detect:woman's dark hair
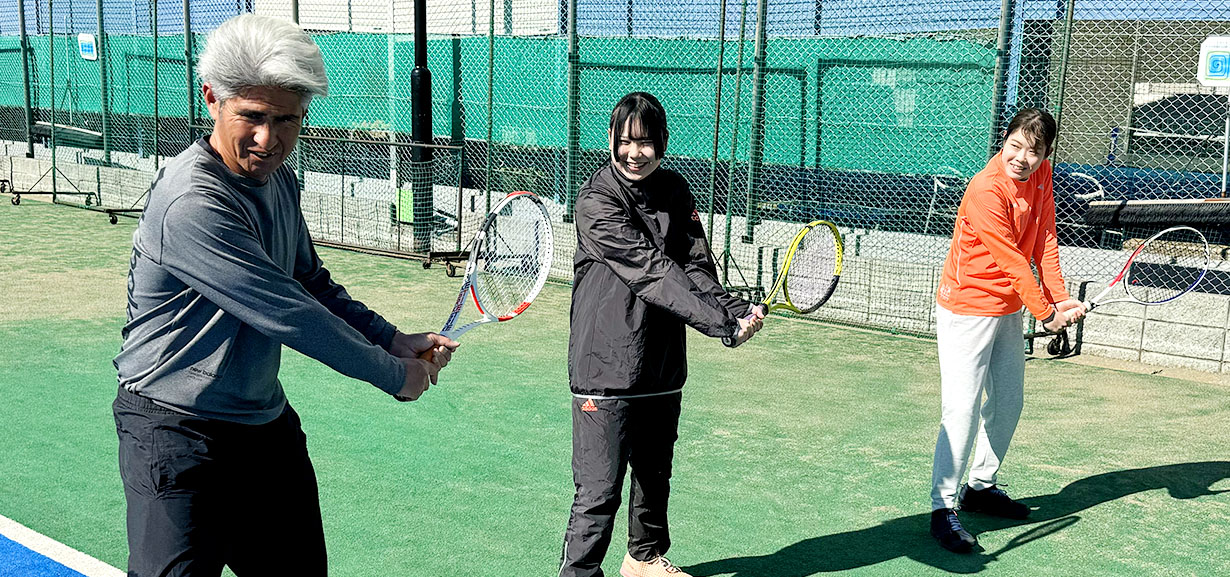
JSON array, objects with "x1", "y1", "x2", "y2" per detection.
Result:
[
  {"x1": 1004, "y1": 107, "x2": 1057, "y2": 156},
  {"x1": 609, "y1": 92, "x2": 669, "y2": 158}
]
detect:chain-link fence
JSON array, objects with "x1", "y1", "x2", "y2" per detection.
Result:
[{"x1": 3, "y1": 0, "x2": 1229, "y2": 339}]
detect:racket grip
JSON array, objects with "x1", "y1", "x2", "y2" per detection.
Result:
[{"x1": 419, "y1": 349, "x2": 436, "y2": 362}]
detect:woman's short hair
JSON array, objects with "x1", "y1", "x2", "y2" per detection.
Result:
[
  {"x1": 609, "y1": 92, "x2": 669, "y2": 158},
  {"x1": 196, "y1": 14, "x2": 329, "y2": 108},
  {"x1": 1004, "y1": 107, "x2": 1057, "y2": 156}
]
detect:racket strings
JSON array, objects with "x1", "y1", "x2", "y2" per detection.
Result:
[
  {"x1": 472, "y1": 198, "x2": 553, "y2": 317},
  {"x1": 783, "y1": 227, "x2": 838, "y2": 313},
  {"x1": 1125, "y1": 228, "x2": 1210, "y2": 304}
]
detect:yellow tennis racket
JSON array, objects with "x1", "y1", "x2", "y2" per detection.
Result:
[{"x1": 723, "y1": 220, "x2": 843, "y2": 347}]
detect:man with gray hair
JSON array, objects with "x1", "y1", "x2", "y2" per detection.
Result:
[{"x1": 112, "y1": 14, "x2": 456, "y2": 575}]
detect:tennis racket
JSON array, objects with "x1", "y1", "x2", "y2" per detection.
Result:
[
  {"x1": 722, "y1": 220, "x2": 843, "y2": 347},
  {"x1": 418, "y1": 190, "x2": 554, "y2": 360},
  {"x1": 1024, "y1": 225, "x2": 1210, "y2": 339}
]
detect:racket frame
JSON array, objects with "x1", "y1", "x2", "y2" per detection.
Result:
[
  {"x1": 437, "y1": 190, "x2": 553, "y2": 340},
  {"x1": 722, "y1": 220, "x2": 843, "y2": 347},
  {"x1": 779, "y1": 220, "x2": 844, "y2": 315},
  {"x1": 1024, "y1": 225, "x2": 1210, "y2": 341},
  {"x1": 1084, "y1": 225, "x2": 1209, "y2": 310}
]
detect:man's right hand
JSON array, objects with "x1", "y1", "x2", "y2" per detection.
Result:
[{"x1": 393, "y1": 357, "x2": 440, "y2": 402}]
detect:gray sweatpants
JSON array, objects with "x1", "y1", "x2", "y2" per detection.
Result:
[{"x1": 930, "y1": 307, "x2": 1026, "y2": 511}]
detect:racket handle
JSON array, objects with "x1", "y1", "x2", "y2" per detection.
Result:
[{"x1": 419, "y1": 349, "x2": 436, "y2": 362}]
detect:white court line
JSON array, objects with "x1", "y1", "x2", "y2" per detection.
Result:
[{"x1": 0, "y1": 514, "x2": 124, "y2": 577}]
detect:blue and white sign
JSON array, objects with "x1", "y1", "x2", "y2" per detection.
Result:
[
  {"x1": 1198, "y1": 36, "x2": 1230, "y2": 87},
  {"x1": 78, "y1": 34, "x2": 97, "y2": 61}
]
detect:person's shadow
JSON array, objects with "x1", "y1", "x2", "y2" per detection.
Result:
[{"x1": 686, "y1": 461, "x2": 1230, "y2": 576}]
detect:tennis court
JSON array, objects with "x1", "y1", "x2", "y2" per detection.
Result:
[{"x1": 1, "y1": 198, "x2": 1226, "y2": 577}]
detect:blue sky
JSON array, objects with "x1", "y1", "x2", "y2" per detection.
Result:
[{"x1": 1, "y1": 0, "x2": 1226, "y2": 37}]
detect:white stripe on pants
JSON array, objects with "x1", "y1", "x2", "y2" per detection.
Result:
[{"x1": 930, "y1": 307, "x2": 1025, "y2": 511}]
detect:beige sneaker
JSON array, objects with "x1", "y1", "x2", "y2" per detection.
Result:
[{"x1": 619, "y1": 553, "x2": 693, "y2": 577}]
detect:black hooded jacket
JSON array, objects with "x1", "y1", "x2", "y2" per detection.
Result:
[{"x1": 568, "y1": 163, "x2": 752, "y2": 396}]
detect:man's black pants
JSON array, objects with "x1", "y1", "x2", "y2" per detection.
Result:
[
  {"x1": 559, "y1": 393, "x2": 682, "y2": 577},
  {"x1": 113, "y1": 387, "x2": 326, "y2": 577}
]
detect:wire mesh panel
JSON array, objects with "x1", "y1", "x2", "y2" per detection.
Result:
[
  {"x1": 1047, "y1": 1, "x2": 1230, "y2": 279},
  {"x1": 3, "y1": 0, "x2": 1230, "y2": 346}
]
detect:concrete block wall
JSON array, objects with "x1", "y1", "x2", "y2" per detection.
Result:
[{"x1": 1069, "y1": 282, "x2": 1230, "y2": 373}]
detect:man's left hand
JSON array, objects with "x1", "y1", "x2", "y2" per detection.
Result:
[{"x1": 390, "y1": 331, "x2": 460, "y2": 365}]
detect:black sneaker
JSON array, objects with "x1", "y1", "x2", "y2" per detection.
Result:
[
  {"x1": 930, "y1": 508, "x2": 977, "y2": 553},
  {"x1": 959, "y1": 484, "x2": 1031, "y2": 519}
]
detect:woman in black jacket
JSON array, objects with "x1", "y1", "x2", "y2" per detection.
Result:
[{"x1": 558, "y1": 92, "x2": 764, "y2": 577}]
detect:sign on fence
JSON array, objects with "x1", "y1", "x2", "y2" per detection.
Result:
[
  {"x1": 77, "y1": 34, "x2": 97, "y2": 61},
  {"x1": 1198, "y1": 36, "x2": 1230, "y2": 87}
]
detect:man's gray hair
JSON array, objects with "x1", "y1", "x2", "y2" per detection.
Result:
[{"x1": 196, "y1": 14, "x2": 329, "y2": 108}]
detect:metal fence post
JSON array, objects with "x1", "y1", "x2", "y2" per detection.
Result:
[
  {"x1": 742, "y1": 0, "x2": 768, "y2": 244},
  {"x1": 988, "y1": 0, "x2": 1017, "y2": 156},
  {"x1": 17, "y1": 0, "x2": 35, "y2": 159},
  {"x1": 565, "y1": 0, "x2": 579, "y2": 223},
  {"x1": 97, "y1": 0, "x2": 110, "y2": 166},
  {"x1": 184, "y1": 0, "x2": 195, "y2": 142}
]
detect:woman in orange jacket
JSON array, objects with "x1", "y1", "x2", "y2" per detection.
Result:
[{"x1": 928, "y1": 108, "x2": 1088, "y2": 553}]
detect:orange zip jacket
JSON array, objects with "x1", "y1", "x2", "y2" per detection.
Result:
[{"x1": 937, "y1": 154, "x2": 1070, "y2": 320}]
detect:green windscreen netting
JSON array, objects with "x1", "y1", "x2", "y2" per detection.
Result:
[{"x1": 2, "y1": 0, "x2": 1229, "y2": 335}]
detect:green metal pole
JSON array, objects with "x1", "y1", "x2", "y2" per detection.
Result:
[
  {"x1": 410, "y1": 0, "x2": 433, "y2": 252},
  {"x1": 184, "y1": 0, "x2": 195, "y2": 142},
  {"x1": 485, "y1": 0, "x2": 494, "y2": 215},
  {"x1": 292, "y1": 0, "x2": 303, "y2": 187},
  {"x1": 97, "y1": 0, "x2": 111, "y2": 166},
  {"x1": 49, "y1": 0, "x2": 57, "y2": 198},
  {"x1": 388, "y1": 26, "x2": 399, "y2": 221},
  {"x1": 988, "y1": 0, "x2": 1017, "y2": 157},
  {"x1": 722, "y1": 0, "x2": 750, "y2": 282},
  {"x1": 153, "y1": 0, "x2": 160, "y2": 169},
  {"x1": 17, "y1": 0, "x2": 35, "y2": 158},
  {"x1": 564, "y1": 0, "x2": 579, "y2": 223},
  {"x1": 1120, "y1": 32, "x2": 1141, "y2": 165},
  {"x1": 707, "y1": 0, "x2": 728, "y2": 250},
  {"x1": 1051, "y1": 0, "x2": 1075, "y2": 153},
  {"x1": 742, "y1": 0, "x2": 767, "y2": 244}
]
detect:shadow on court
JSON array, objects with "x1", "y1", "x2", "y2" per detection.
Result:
[{"x1": 687, "y1": 461, "x2": 1230, "y2": 576}]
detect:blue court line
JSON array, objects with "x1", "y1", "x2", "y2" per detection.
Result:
[{"x1": 0, "y1": 533, "x2": 88, "y2": 577}]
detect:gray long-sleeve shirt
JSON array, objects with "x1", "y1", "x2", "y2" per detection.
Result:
[{"x1": 114, "y1": 138, "x2": 405, "y2": 424}]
